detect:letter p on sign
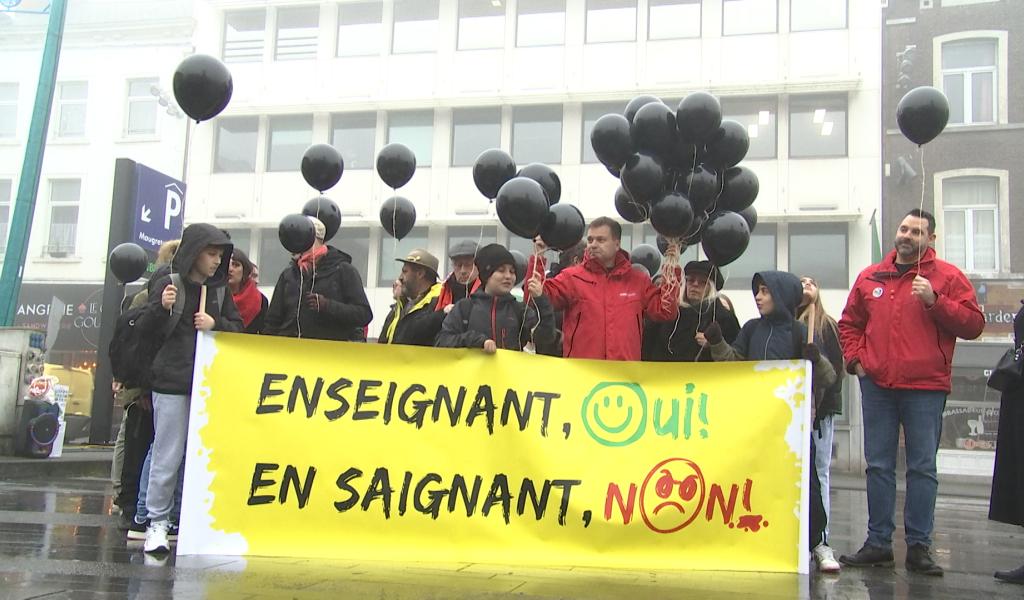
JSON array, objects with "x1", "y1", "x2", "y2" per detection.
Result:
[{"x1": 166, "y1": 188, "x2": 182, "y2": 230}]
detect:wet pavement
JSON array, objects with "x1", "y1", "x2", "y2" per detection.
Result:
[{"x1": 1, "y1": 473, "x2": 1023, "y2": 599}]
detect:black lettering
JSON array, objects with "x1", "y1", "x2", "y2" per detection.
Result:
[
  {"x1": 323, "y1": 378, "x2": 352, "y2": 421},
  {"x1": 466, "y1": 385, "x2": 496, "y2": 434},
  {"x1": 256, "y1": 374, "x2": 287, "y2": 414},
  {"x1": 482, "y1": 474, "x2": 512, "y2": 524},
  {"x1": 550, "y1": 479, "x2": 582, "y2": 526},
  {"x1": 398, "y1": 470, "x2": 413, "y2": 516},
  {"x1": 354, "y1": 379, "x2": 383, "y2": 420},
  {"x1": 432, "y1": 385, "x2": 467, "y2": 426},
  {"x1": 500, "y1": 389, "x2": 531, "y2": 431},
  {"x1": 333, "y1": 467, "x2": 363, "y2": 512},
  {"x1": 361, "y1": 467, "x2": 394, "y2": 518},
  {"x1": 447, "y1": 474, "x2": 483, "y2": 517},
  {"x1": 247, "y1": 462, "x2": 278, "y2": 505},
  {"x1": 383, "y1": 382, "x2": 398, "y2": 425},
  {"x1": 279, "y1": 465, "x2": 316, "y2": 509},
  {"x1": 531, "y1": 391, "x2": 559, "y2": 437},
  {"x1": 287, "y1": 376, "x2": 324, "y2": 418},
  {"x1": 516, "y1": 478, "x2": 552, "y2": 520},
  {"x1": 414, "y1": 473, "x2": 446, "y2": 519},
  {"x1": 399, "y1": 384, "x2": 428, "y2": 428}
]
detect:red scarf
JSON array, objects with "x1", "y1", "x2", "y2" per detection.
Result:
[
  {"x1": 232, "y1": 278, "x2": 263, "y2": 328},
  {"x1": 297, "y1": 245, "x2": 328, "y2": 273}
]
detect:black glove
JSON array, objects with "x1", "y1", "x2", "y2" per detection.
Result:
[
  {"x1": 802, "y1": 343, "x2": 821, "y2": 363},
  {"x1": 306, "y1": 293, "x2": 327, "y2": 312},
  {"x1": 704, "y1": 322, "x2": 723, "y2": 345}
]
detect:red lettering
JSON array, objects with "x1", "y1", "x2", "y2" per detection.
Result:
[{"x1": 604, "y1": 483, "x2": 636, "y2": 524}]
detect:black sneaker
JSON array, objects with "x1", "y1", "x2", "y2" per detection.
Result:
[
  {"x1": 906, "y1": 544, "x2": 943, "y2": 576},
  {"x1": 168, "y1": 523, "x2": 178, "y2": 542},
  {"x1": 839, "y1": 544, "x2": 894, "y2": 567},
  {"x1": 994, "y1": 564, "x2": 1024, "y2": 584},
  {"x1": 126, "y1": 518, "x2": 149, "y2": 541}
]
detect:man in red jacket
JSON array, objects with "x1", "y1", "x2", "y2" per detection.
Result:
[
  {"x1": 543, "y1": 217, "x2": 680, "y2": 360},
  {"x1": 838, "y1": 209, "x2": 984, "y2": 576}
]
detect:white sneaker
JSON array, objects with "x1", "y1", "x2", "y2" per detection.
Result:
[
  {"x1": 144, "y1": 520, "x2": 170, "y2": 554},
  {"x1": 813, "y1": 543, "x2": 841, "y2": 573}
]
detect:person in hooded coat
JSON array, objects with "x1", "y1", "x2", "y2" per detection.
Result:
[{"x1": 227, "y1": 249, "x2": 268, "y2": 334}]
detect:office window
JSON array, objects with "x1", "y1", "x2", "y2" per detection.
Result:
[
  {"x1": 378, "y1": 225, "x2": 428, "y2": 284},
  {"x1": 581, "y1": 102, "x2": 625, "y2": 164},
  {"x1": 721, "y1": 97, "x2": 777, "y2": 159},
  {"x1": 259, "y1": 228, "x2": 293, "y2": 286},
  {"x1": 512, "y1": 105, "x2": 563, "y2": 165},
  {"x1": 0, "y1": 83, "x2": 16, "y2": 138},
  {"x1": 214, "y1": 117, "x2": 259, "y2": 173},
  {"x1": 446, "y1": 225, "x2": 498, "y2": 270},
  {"x1": 942, "y1": 39, "x2": 997, "y2": 125},
  {"x1": 223, "y1": 9, "x2": 266, "y2": 63},
  {"x1": 55, "y1": 82, "x2": 87, "y2": 138},
  {"x1": 789, "y1": 95, "x2": 847, "y2": 158},
  {"x1": 331, "y1": 112, "x2": 377, "y2": 170},
  {"x1": 451, "y1": 108, "x2": 501, "y2": 167},
  {"x1": 387, "y1": 111, "x2": 434, "y2": 168},
  {"x1": 586, "y1": 0, "x2": 637, "y2": 43},
  {"x1": 47, "y1": 179, "x2": 80, "y2": 257},
  {"x1": 943, "y1": 176, "x2": 998, "y2": 272},
  {"x1": 124, "y1": 78, "x2": 158, "y2": 137},
  {"x1": 722, "y1": 0, "x2": 776, "y2": 36},
  {"x1": 789, "y1": 223, "x2": 848, "y2": 289},
  {"x1": 392, "y1": 0, "x2": 439, "y2": 54},
  {"x1": 0, "y1": 180, "x2": 10, "y2": 253},
  {"x1": 458, "y1": 0, "x2": 505, "y2": 51},
  {"x1": 337, "y1": 227, "x2": 370, "y2": 284},
  {"x1": 790, "y1": 0, "x2": 846, "y2": 32},
  {"x1": 722, "y1": 224, "x2": 776, "y2": 290},
  {"x1": 267, "y1": 115, "x2": 313, "y2": 172},
  {"x1": 517, "y1": 0, "x2": 566, "y2": 47},
  {"x1": 648, "y1": 0, "x2": 700, "y2": 40},
  {"x1": 337, "y1": 1, "x2": 383, "y2": 57},
  {"x1": 275, "y1": 6, "x2": 319, "y2": 61}
]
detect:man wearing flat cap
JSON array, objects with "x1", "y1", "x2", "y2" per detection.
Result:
[
  {"x1": 379, "y1": 249, "x2": 447, "y2": 346},
  {"x1": 436, "y1": 240, "x2": 481, "y2": 314},
  {"x1": 642, "y1": 260, "x2": 740, "y2": 362}
]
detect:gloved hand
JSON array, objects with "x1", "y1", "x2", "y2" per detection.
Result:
[
  {"x1": 802, "y1": 343, "x2": 821, "y2": 363},
  {"x1": 704, "y1": 322, "x2": 723, "y2": 345},
  {"x1": 306, "y1": 293, "x2": 327, "y2": 312}
]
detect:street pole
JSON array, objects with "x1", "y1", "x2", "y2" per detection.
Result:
[{"x1": 0, "y1": 0, "x2": 68, "y2": 326}]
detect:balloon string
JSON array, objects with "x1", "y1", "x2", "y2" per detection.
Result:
[
  {"x1": 391, "y1": 188, "x2": 399, "y2": 257},
  {"x1": 917, "y1": 145, "x2": 926, "y2": 271},
  {"x1": 296, "y1": 262, "x2": 304, "y2": 339},
  {"x1": 120, "y1": 284, "x2": 129, "y2": 316}
]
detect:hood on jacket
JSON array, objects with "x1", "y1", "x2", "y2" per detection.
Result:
[
  {"x1": 292, "y1": 245, "x2": 352, "y2": 275},
  {"x1": 752, "y1": 270, "x2": 802, "y2": 322},
  {"x1": 172, "y1": 223, "x2": 233, "y2": 286}
]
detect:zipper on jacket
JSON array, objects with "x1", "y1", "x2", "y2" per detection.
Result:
[{"x1": 491, "y1": 297, "x2": 498, "y2": 348}]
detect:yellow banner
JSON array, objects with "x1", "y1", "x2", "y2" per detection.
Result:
[{"x1": 179, "y1": 332, "x2": 812, "y2": 574}]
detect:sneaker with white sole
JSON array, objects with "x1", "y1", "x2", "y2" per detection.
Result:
[
  {"x1": 126, "y1": 518, "x2": 149, "y2": 541},
  {"x1": 814, "y1": 544, "x2": 842, "y2": 573},
  {"x1": 168, "y1": 523, "x2": 178, "y2": 542},
  {"x1": 143, "y1": 520, "x2": 170, "y2": 554}
]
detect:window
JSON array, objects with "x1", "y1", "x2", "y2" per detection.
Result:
[
  {"x1": 392, "y1": 0, "x2": 439, "y2": 54},
  {"x1": 721, "y1": 224, "x2": 776, "y2": 290},
  {"x1": 581, "y1": 102, "x2": 625, "y2": 164},
  {"x1": 378, "y1": 225, "x2": 428, "y2": 284},
  {"x1": 446, "y1": 225, "x2": 498, "y2": 269},
  {"x1": 222, "y1": 228, "x2": 253, "y2": 257},
  {"x1": 942, "y1": 39, "x2": 997, "y2": 125},
  {"x1": 641, "y1": 225, "x2": 698, "y2": 263},
  {"x1": 0, "y1": 180, "x2": 10, "y2": 253},
  {"x1": 337, "y1": 227, "x2": 371, "y2": 285},
  {"x1": 214, "y1": 117, "x2": 259, "y2": 173},
  {"x1": 0, "y1": 83, "x2": 16, "y2": 138},
  {"x1": 266, "y1": 115, "x2": 313, "y2": 172},
  {"x1": 124, "y1": 78, "x2": 158, "y2": 137},
  {"x1": 451, "y1": 108, "x2": 501, "y2": 167},
  {"x1": 517, "y1": 0, "x2": 566, "y2": 47},
  {"x1": 55, "y1": 82, "x2": 87, "y2": 138},
  {"x1": 721, "y1": 97, "x2": 777, "y2": 159},
  {"x1": 259, "y1": 228, "x2": 292, "y2": 286},
  {"x1": 942, "y1": 176, "x2": 998, "y2": 272},
  {"x1": 46, "y1": 179, "x2": 80, "y2": 257},
  {"x1": 275, "y1": 6, "x2": 319, "y2": 61},
  {"x1": 337, "y1": 1, "x2": 383, "y2": 57},
  {"x1": 586, "y1": 0, "x2": 636, "y2": 43},
  {"x1": 789, "y1": 95, "x2": 847, "y2": 158},
  {"x1": 458, "y1": 0, "x2": 505, "y2": 51},
  {"x1": 722, "y1": 0, "x2": 776, "y2": 36},
  {"x1": 788, "y1": 223, "x2": 848, "y2": 289},
  {"x1": 790, "y1": 0, "x2": 846, "y2": 32},
  {"x1": 387, "y1": 111, "x2": 434, "y2": 168},
  {"x1": 223, "y1": 10, "x2": 266, "y2": 63},
  {"x1": 512, "y1": 105, "x2": 562, "y2": 165},
  {"x1": 331, "y1": 112, "x2": 377, "y2": 170},
  {"x1": 648, "y1": 0, "x2": 700, "y2": 40}
]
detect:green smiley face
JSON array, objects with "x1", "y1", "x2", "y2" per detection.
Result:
[{"x1": 581, "y1": 382, "x2": 648, "y2": 447}]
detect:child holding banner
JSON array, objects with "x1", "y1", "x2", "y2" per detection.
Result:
[
  {"x1": 436, "y1": 244, "x2": 554, "y2": 352},
  {"x1": 703, "y1": 270, "x2": 839, "y2": 573}
]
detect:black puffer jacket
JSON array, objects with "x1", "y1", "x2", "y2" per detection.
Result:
[
  {"x1": 138, "y1": 224, "x2": 242, "y2": 395},
  {"x1": 265, "y1": 246, "x2": 372, "y2": 342},
  {"x1": 436, "y1": 290, "x2": 554, "y2": 351},
  {"x1": 643, "y1": 297, "x2": 741, "y2": 362}
]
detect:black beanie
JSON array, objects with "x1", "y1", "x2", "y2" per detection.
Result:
[{"x1": 475, "y1": 243, "x2": 516, "y2": 286}]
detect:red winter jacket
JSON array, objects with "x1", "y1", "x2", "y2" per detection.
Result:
[
  {"x1": 544, "y1": 250, "x2": 679, "y2": 361},
  {"x1": 838, "y1": 248, "x2": 984, "y2": 392}
]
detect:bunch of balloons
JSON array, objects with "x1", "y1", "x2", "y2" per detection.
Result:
[
  {"x1": 376, "y1": 143, "x2": 417, "y2": 240},
  {"x1": 279, "y1": 144, "x2": 346, "y2": 254}
]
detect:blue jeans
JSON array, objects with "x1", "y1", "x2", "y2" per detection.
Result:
[
  {"x1": 859, "y1": 376, "x2": 946, "y2": 548},
  {"x1": 135, "y1": 434, "x2": 184, "y2": 524},
  {"x1": 815, "y1": 414, "x2": 835, "y2": 539}
]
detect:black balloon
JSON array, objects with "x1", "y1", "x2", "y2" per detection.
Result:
[
  {"x1": 279, "y1": 214, "x2": 316, "y2": 254},
  {"x1": 510, "y1": 250, "x2": 527, "y2": 286},
  {"x1": 496, "y1": 177, "x2": 550, "y2": 239},
  {"x1": 897, "y1": 86, "x2": 950, "y2": 146},
  {"x1": 380, "y1": 196, "x2": 416, "y2": 240},
  {"x1": 473, "y1": 148, "x2": 517, "y2": 200},
  {"x1": 539, "y1": 203, "x2": 585, "y2": 251},
  {"x1": 702, "y1": 211, "x2": 750, "y2": 267},
  {"x1": 738, "y1": 205, "x2": 758, "y2": 233},
  {"x1": 302, "y1": 196, "x2": 342, "y2": 242},
  {"x1": 620, "y1": 153, "x2": 665, "y2": 204},
  {"x1": 172, "y1": 54, "x2": 233, "y2": 123},
  {"x1": 614, "y1": 186, "x2": 649, "y2": 223},
  {"x1": 704, "y1": 120, "x2": 749, "y2": 169},
  {"x1": 666, "y1": 137, "x2": 698, "y2": 170},
  {"x1": 632, "y1": 263, "x2": 651, "y2": 278},
  {"x1": 591, "y1": 114, "x2": 634, "y2": 171},
  {"x1": 683, "y1": 212, "x2": 708, "y2": 243},
  {"x1": 656, "y1": 235, "x2": 688, "y2": 256},
  {"x1": 718, "y1": 166, "x2": 759, "y2": 212},
  {"x1": 605, "y1": 164, "x2": 621, "y2": 178},
  {"x1": 676, "y1": 92, "x2": 722, "y2": 144},
  {"x1": 376, "y1": 143, "x2": 417, "y2": 189},
  {"x1": 518, "y1": 163, "x2": 561, "y2": 205},
  {"x1": 649, "y1": 192, "x2": 694, "y2": 238},
  {"x1": 685, "y1": 165, "x2": 719, "y2": 213},
  {"x1": 624, "y1": 95, "x2": 662, "y2": 124},
  {"x1": 630, "y1": 244, "x2": 662, "y2": 276},
  {"x1": 301, "y1": 144, "x2": 344, "y2": 192},
  {"x1": 109, "y1": 243, "x2": 148, "y2": 283},
  {"x1": 630, "y1": 102, "x2": 677, "y2": 158}
]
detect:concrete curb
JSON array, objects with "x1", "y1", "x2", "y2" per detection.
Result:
[{"x1": 0, "y1": 449, "x2": 112, "y2": 480}]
